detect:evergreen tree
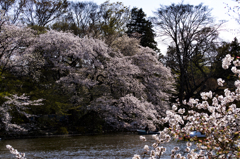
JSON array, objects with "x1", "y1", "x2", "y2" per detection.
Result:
[{"x1": 126, "y1": 7, "x2": 159, "y2": 52}]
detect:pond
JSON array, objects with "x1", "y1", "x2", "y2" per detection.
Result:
[{"x1": 0, "y1": 133, "x2": 188, "y2": 159}]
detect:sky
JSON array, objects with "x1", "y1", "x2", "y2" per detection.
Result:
[{"x1": 73, "y1": 0, "x2": 240, "y2": 54}]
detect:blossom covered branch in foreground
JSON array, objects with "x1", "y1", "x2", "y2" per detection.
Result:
[
  {"x1": 6, "y1": 145, "x2": 26, "y2": 159},
  {"x1": 134, "y1": 54, "x2": 240, "y2": 158}
]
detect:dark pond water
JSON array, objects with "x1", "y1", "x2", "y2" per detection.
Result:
[{"x1": 0, "y1": 133, "x2": 187, "y2": 159}]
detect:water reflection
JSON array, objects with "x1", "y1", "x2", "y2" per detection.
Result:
[{"x1": 0, "y1": 133, "x2": 187, "y2": 159}]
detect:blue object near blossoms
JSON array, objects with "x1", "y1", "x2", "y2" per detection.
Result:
[{"x1": 189, "y1": 131, "x2": 206, "y2": 138}]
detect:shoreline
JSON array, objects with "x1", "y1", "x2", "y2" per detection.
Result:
[{"x1": 0, "y1": 131, "x2": 138, "y2": 140}]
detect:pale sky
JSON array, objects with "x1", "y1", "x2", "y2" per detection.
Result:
[{"x1": 73, "y1": 0, "x2": 240, "y2": 54}]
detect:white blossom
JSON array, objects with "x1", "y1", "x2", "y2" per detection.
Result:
[
  {"x1": 143, "y1": 145, "x2": 149, "y2": 151},
  {"x1": 172, "y1": 105, "x2": 178, "y2": 111},
  {"x1": 222, "y1": 54, "x2": 234, "y2": 69},
  {"x1": 178, "y1": 108, "x2": 185, "y2": 114},
  {"x1": 132, "y1": 154, "x2": 141, "y2": 159},
  {"x1": 140, "y1": 136, "x2": 146, "y2": 141},
  {"x1": 6, "y1": 145, "x2": 26, "y2": 159},
  {"x1": 233, "y1": 59, "x2": 240, "y2": 66},
  {"x1": 235, "y1": 80, "x2": 240, "y2": 88},
  {"x1": 231, "y1": 66, "x2": 238, "y2": 74},
  {"x1": 217, "y1": 78, "x2": 225, "y2": 86}
]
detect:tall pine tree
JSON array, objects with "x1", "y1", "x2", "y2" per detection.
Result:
[{"x1": 126, "y1": 7, "x2": 159, "y2": 52}]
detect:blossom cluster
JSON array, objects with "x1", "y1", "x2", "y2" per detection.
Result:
[
  {"x1": 134, "y1": 54, "x2": 240, "y2": 158},
  {"x1": 26, "y1": 29, "x2": 175, "y2": 130},
  {"x1": 6, "y1": 145, "x2": 26, "y2": 159}
]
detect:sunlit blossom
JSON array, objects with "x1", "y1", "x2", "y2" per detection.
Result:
[
  {"x1": 176, "y1": 153, "x2": 181, "y2": 158},
  {"x1": 172, "y1": 105, "x2": 177, "y2": 111},
  {"x1": 182, "y1": 100, "x2": 187, "y2": 105},
  {"x1": 222, "y1": 54, "x2": 234, "y2": 69},
  {"x1": 6, "y1": 145, "x2": 26, "y2": 159},
  {"x1": 178, "y1": 108, "x2": 185, "y2": 114},
  {"x1": 235, "y1": 80, "x2": 240, "y2": 88},
  {"x1": 152, "y1": 143, "x2": 158, "y2": 148},
  {"x1": 150, "y1": 150, "x2": 155, "y2": 157},
  {"x1": 233, "y1": 59, "x2": 240, "y2": 66},
  {"x1": 161, "y1": 147, "x2": 166, "y2": 152},
  {"x1": 217, "y1": 78, "x2": 225, "y2": 86},
  {"x1": 143, "y1": 145, "x2": 149, "y2": 151},
  {"x1": 186, "y1": 142, "x2": 192, "y2": 147},
  {"x1": 140, "y1": 136, "x2": 146, "y2": 141},
  {"x1": 231, "y1": 66, "x2": 238, "y2": 74},
  {"x1": 132, "y1": 154, "x2": 141, "y2": 159}
]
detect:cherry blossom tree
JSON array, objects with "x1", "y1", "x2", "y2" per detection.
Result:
[
  {"x1": 134, "y1": 54, "x2": 240, "y2": 158},
  {"x1": 0, "y1": 10, "x2": 35, "y2": 75},
  {"x1": 0, "y1": 10, "x2": 175, "y2": 131},
  {"x1": 11, "y1": 28, "x2": 175, "y2": 131}
]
